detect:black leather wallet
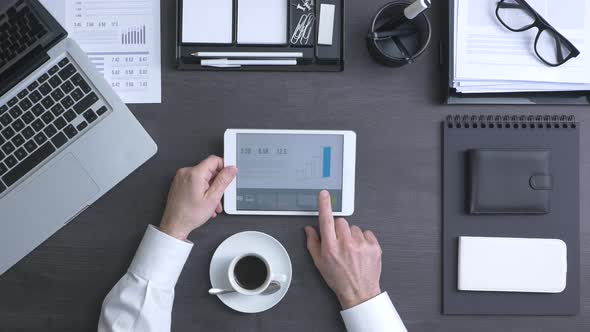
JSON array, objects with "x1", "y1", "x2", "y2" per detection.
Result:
[{"x1": 469, "y1": 149, "x2": 553, "y2": 214}]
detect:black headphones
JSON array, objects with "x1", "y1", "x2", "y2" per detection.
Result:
[{"x1": 367, "y1": 1, "x2": 432, "y2": 67}]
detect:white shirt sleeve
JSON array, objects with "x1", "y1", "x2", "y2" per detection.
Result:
[
  {"x1": 340, "y1": 292, "x2": 408, "y2": 332},
  {"x1": 98, "y1": 225, "x2": 193, "y2": 332}
]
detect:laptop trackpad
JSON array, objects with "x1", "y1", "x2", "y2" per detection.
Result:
[
  {"x1": 14, "y1": 153, "x2": 99, "y2": 228},
  {"x1": 0, "y1": 154, "x2": 99, "y2": 274}
]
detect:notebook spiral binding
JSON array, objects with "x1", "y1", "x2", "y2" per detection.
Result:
[{"x1": 445, "y1": 115, "x2": 577, "y2": 129}]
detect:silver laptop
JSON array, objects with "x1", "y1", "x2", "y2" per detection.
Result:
[{"x1": 0, "y1": 0, "x2": 157, "y2": 275}]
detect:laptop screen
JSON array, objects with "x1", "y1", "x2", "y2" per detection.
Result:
[{"x1": 0, "y1": 0, "x2": 66, "y2": 97}]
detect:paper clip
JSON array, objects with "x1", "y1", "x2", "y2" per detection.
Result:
[
  {"x1": 290, "y1": 14, "x2": 309, "y2": 45},
  {"x1": 290, "y1": 13, "x2": 315, "y2": 45},
  {"x1": 302, "y1": 15, "x2": 315, "y2": 45}
]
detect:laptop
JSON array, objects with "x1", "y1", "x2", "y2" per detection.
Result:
[{"x1": 0, "y1": 0, "x2": 157, "y2": 275}]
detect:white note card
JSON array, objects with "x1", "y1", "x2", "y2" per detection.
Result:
[
  {"x1": 318, "y1": 4, "x2": 335, "y2": 46},
  {"x1": 458, "y1": 236, "x2": 567, "y2": 293},
  {"x1": 237, "y1": 0, "x2": 287, "y2": 44},
  {"x1": 182, "y1": 0, "x2": 233, "y2": 43}
]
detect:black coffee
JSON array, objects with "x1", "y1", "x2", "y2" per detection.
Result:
[{"x1": 234, "y1": 255, "x2": 268, "y2": 290}]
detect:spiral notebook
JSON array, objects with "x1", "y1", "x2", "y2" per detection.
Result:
[{"x1": 442, "y1": 115, "x2": 580, "y2": 315}]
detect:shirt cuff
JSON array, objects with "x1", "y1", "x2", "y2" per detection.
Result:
[
  {"x1": 340, "y1": 292, "x2": 408, "y2": 332},
  {"x1": 128, "y1": 225, "x2": 194, "y2": 289}
]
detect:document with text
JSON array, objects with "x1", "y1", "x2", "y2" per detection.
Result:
[
  {"x1": 452, "y1": 0, "x2": 590, "y2": 93},
  {"x1": 40, "y1": 0, "x2": 161, "y2": 104}
]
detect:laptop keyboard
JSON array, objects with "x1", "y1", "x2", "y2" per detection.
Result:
[
  {"x1": 0, "y1": 57, "x2": 110, "y2": 195},
  {"x1": 0, "y1": 3, "x2": 48, "y2": 68}
]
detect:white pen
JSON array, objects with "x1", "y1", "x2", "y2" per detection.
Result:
[
  {"x1": 193, "y1": 52, "x2": 303, "y2": 58},
  {"x1": 387, "y1": 0, "x2": 431, "y2": 30},
  {"x1": 201, "y1": 59, "x2": 298, "y2": 68},
  {"x1": 404, "y1": 0, "x2": 431, "y2": 20}
]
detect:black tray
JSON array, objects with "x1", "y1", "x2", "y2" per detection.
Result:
[{"x1": 176, "y1": 0, "x2": 344, "y2": 72}]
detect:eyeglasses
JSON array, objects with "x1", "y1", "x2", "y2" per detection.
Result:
[{"x1": 495, "y1": 0, "x2": 580, "y2": 67}]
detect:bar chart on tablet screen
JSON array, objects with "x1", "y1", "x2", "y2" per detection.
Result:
[
  {"x1": 235, "y1": 134, "x2": 345, "y2": 211},
  {"x1": 236, "y1": 134, "x2": 344, "y2": 190},
  {"x1": 40, "y1": 0, "x2": 161, "y2": 104}
]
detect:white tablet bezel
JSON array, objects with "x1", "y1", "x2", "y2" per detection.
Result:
[{"x1": 224, "y1": 129, "x2": 356, "y2": 216}]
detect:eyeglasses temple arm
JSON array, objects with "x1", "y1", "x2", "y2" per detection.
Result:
[
  {"x1": 497, "y1": 2, "x2": 522, "y2": 9},
  {"x1": 555, "y1": 37, "x2": 565, "y2": 63}
]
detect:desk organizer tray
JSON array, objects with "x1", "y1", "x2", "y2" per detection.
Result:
[
  {"x1": 176, "y1": 0, "x2": 344, "y2": 71},
  {"x1": 442, "y1": 114, "x2": 580, "y2": 315}
]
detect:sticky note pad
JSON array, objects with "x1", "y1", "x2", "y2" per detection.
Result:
[
  {"x1": 458, "y1": 236, "x2": 567, "y2": 293},
  {"x1": 237, "y1": 0, "x2": 287, "y2": 44},
  {"x1": 182, "y1": 0, "x2": 233, "y2": 43},
  {"x1": 318, "y1": 4, "x2": 335, "y2": 46}
]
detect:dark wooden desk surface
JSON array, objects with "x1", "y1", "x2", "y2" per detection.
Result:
[{"x1": 1, "y1": 0, "x2": 588, "y2": 331}]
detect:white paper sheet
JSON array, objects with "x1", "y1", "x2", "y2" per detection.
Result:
[
  {"x1": 40, "y1": 0, "x2": 161, "y2": 104},
  {"x1": 452, "y1": 0, "x2": 590, "y2": 93},
  {"x1": 182, "y1": 0, "x2": 233, "y2": 43},
  {"x1": 237, "y1": 0, "x2": 287, "y2": 44}
]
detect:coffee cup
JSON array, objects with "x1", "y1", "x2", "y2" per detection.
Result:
[{"x1": 227, "y1": 253, "x2": 287, "y2": 296}]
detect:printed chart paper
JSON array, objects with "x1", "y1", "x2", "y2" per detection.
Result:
[{"x1": 41, "y1": 0, "x2": 162, "y2": 104}]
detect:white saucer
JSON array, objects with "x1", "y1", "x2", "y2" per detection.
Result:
[{"x1": 209, "y1": 231, "x2": 292, "y2": 313}]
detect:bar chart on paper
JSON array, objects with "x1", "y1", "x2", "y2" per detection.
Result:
[
  {"x1": 122, "y1": 25, "x2": 147, "y2": 45},
  {"x1": 40, "y1": 0, "x2": 161, "y2": 104}
]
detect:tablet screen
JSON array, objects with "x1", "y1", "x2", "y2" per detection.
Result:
[{"x1": 236, "y1": 134, "x2": 344, "y2": 211}]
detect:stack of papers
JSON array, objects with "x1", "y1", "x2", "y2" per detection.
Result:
[{"x1": 450, "y1": 0, "x2": 590, "y2": 94}]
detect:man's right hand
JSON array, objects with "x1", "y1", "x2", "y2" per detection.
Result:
[
  {"x1": 159, "y1": 155, "x2": 237, "y2": 241},
  {"x1": 305, "y1": 190, "x2": 384, "y2": 310}
]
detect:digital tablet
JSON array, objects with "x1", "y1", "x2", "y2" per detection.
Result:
[{"x1": 224, "y1": 129, "x2": 356, "y2": 216}]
